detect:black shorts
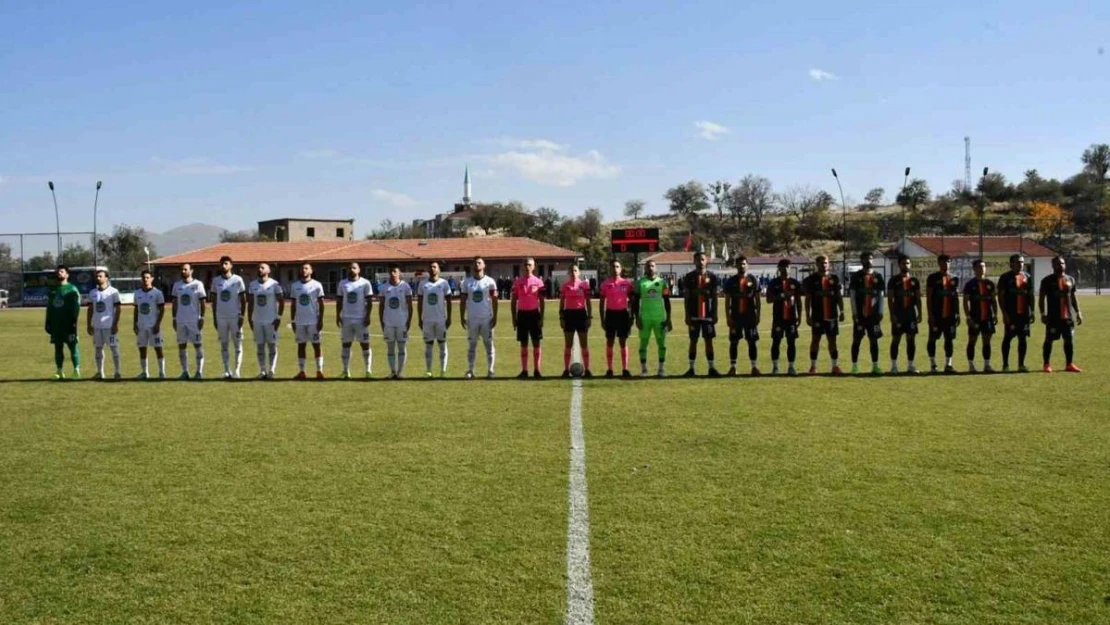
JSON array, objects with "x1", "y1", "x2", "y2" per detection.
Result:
[
  {"x1": 891, "y1": 314, "x2": 918, "y2": 336},
  {"x1": 967, "y1": 319, "x2": 996, "y2": 337},
  {"x1": 810, "y1": 319, "x2": 839, "y2": 338},
  {"x1": 928, "y1": 318, "x2": 959, "y2": 341},
  {"x1": 729, "y1": 322, "x2": 760, "y2": 342},
  {"x1": 1044, "y1": 319, "x2": 1074, "y2": 341},
  {"x1": 562, "y1": 309, "x2": 589, "y2": 333},
  {"x1": 1003, "y1": 317, "x2": 1032, "y2": 338},
  {"x1": 771, "y1": 323, "x2": 799, "y2": 340},
  {"x1": 852, "y1": 317, "x2": 884, "y2": 340},
  {"x1": 515, "y1": 309, "x2": 543, "y2": 343},
  {"x1": 688, "y1": 320, "x2": 717, "y2": 341},
  {"x1": 604, "y1": 310, "x2": 632, "y2": 340}
]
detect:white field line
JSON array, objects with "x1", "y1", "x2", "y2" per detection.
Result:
[{"x1": 565, "y1": 335, "x2": 595, "y2": 625}]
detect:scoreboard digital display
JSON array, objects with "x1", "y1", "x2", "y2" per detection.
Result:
[{"x1": 610, "y1": 228, "x2": 660, "y2": 254}]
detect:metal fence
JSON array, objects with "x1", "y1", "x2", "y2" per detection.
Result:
[{"x1": 0, "y1": 231, "x2": 98, "y2": 306}]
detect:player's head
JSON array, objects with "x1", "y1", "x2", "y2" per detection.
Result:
[
  {"x1": 523, "y1": 257, "x2": 535, "y2": 276},
  {"x1": 347, "y1": 261, "x2": 361, "y2": 280},
  {"x1": 429, "y1": 260, "x2": 441, "y2": 279},
  {"x1": 257, "y1": 263, "x2": 271, "y2": 279},
  {"x1": 95, "y1": 269, "x2": 109, "y2": 287},
  {"x1": 814, "y1": 255, "x2": 829, "y2": 274},
  {"x1": 141, "y1": 269, "x2": 154, "y2": 288},
  {"x1": 55, "y1": 264, "x2": 70, "y2": 283},
  {"x1": 180, "y1": 263, "x2": 193, "y2": 280},
  {"x1": 736, "y1": 255, "x2": 748, "y2": 273},
  {"x1": 973, "y1": 258, "x2": 986, "y2": 278},
  {"x1": 472, "y1": 256, "x2": 485, "y2": 277},
  {"x1": 693, "y1": 251, "x2": 707, "y2": 271},
  {"x1": 777, "y1": 258, "x2": 791, "y2": 278},
  {"x1": 300, "y1": 263, "x2": 313, "y2": 280},
  {"x1": 609, "y1": 258, "x2": 621, "y2": 277},
  {"x1": 1052, "y1": 255, "x2": 1065, "y2": 274},
  {"x1": 568, "y1": 263, "x2": 580, "y2": 280},
  {"x1": 645, "y1": 259, "x2": 657, "y2": 278},
  {"x1": 937, "y1": 254, "x2": 951, "y2": 272},
  {"x1": 860, "y1": 251, "x2": 873, "y2": 270},
  {"x1": 1009, "y1": 254, "x2": 1025, "y2": 272},
  {"x1": 898, "y1": 254, "x2": 912, "y2": 273},
  {"x1": 220, "y1": 255, "x2": 233, "y2": 275},
  {"x1": 388, "y1": 263, "x2": 401, "y2": 283}
]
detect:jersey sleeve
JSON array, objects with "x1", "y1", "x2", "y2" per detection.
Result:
[
  {"x1": 171, "y1": 282, "x2": 180, "y2": 298},
  {"x1": 197, "y1": 283, "x2": 208, "y2": 298}
]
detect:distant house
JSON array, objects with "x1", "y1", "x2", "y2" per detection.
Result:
[
  {"x1": 889, "y1": 236, "x2": 1058, "y2": 285},
  {"x1": 258, "y1": 218, "x2": 355, "y2": 243}
]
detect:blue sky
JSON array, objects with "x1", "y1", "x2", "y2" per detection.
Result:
[{"x1": 1, "y1": 0, "x2": 1107, "y2": 244}]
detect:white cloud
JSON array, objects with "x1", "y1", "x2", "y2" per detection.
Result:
[
  {"x1": 151, "y1": 157, "x2": 255, "y2": 176},
  {"x1": 809, "y1": 68, "x2": 839, "y2": 81},
  {"x1": 0, "y1": 175, "x2": 5, "y2": 186},
  {"x1": 489, "y1": 145, "x2": 620, "y2": 187},
  {"x1": 371, "y1": 188, "x2": 420, "y2": 208},
  {"x1": 694, "y1": 121, "x2": 730, "y2": 141},
  {"x1": 300, "y1": 148, "x2": 339, "y2": 159},
  {"x1": 497, "y1": 138, "x2": 566, "y2": 152}
]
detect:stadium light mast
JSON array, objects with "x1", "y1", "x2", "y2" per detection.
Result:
[
  {"x1": 831, "y1": 168, "x2": 847, "y2": 278},
  {"x1": 93, "y1": 181, "x2": 102, "y2": 269},
  {"x1": 900, "y1": 166, "x2": 911, "y2": 250},
  {"x1": 48, "y1": 181, "x2": 62, "y2": 261},
  {"x1": 978, "y1": 167, "x2": 988, "y2": 262}
]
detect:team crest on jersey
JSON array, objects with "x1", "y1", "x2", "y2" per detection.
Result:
[
  {"x1": 346, "y1": 292, "x2": 358, "y2": 303},
  {"x1": 95, "y1": 301, "x2": 106, "y2": 313},
  {"x1": 428, "y1": 293, "x2": 439, "y2": 306},
  {"x1": 299, "y1": 294, "x2": 310, "y2": 306},
  {"x1": 53, "y1": 295, "x2": 64, "y2": 307},
  {"x1": 256, "y1": 294, "x2": 268, "y2": 306},
  {"x1": 220, "y1": 291, "x2": 232, "y2": 302},
  {"x1": 180, "y1": 294, "x2": 192, "y2": 306},
  {"x1": 139, "y1": 302, "x2": 151, "y2": 315},
  {"x1": 389, "y1": 297, "x2": 401, "y2": 309},
  {"x1": 472, "y1": 291, "x2": 483, "y2": 302}
]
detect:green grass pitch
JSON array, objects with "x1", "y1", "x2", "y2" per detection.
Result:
[{"x1": 1, "y1": 299, "x2": 1108, "y2": 624}]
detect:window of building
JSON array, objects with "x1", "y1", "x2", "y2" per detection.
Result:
[
  {"x1": 307, "y1": 227, "x2": 316, "y2": 237},
  {"x1": 336, "y1": 228, "x2": 345, "y2": 238}
]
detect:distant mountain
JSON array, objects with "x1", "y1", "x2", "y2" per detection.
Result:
[{"x1": 147, "y1": 223, "x2": 225, "y2": 258}]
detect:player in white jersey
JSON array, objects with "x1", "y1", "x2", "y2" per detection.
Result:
[
  {"x1": 86, "y1": 269, "x2": 122, "y2": 380},
  {"x1": 336, "y1": 261, "x2": 374, "y2": 379},
  {"x1": 133, "y1": 269, "x2": 167, "y2": 379},
  {"x1": 171, "y1": 263, "x2": 207, "y2": 380},
  {"x1": 247, "y1": 263, "x2": 285, "y2": 379},
  {"x1": 460, "y1": 256, "x2": 499, "y2": 379},
  {"x1": 211, "y1": 255, "x2": 247, "y2": 379},
  {"x1": 289, "y1": 262, "x2": 326, "y2": 379},
  {"x1": 417, "y1": 260, "x2": 453, "y2": 378},
  {"x1": 379, "y1": 263, "x2": 414, "y2": 378}
]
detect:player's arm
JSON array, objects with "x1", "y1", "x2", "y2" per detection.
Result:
[
  {"x1": 836, "y1": 279, "x2": 845, "y2": 322},
  {"x1": 723, "y1": 282, "x2": 733, "y2": 328},
  {"x1": 112, "y1": 294, "x2": 121, "y2": 333},
  {"x1": 405, "y1": 288, "x2": 414, "y2": 330},
  {"x1": 336, "y1": 287, "x2": 345, "y2": 327},
  {"x1": 171, "y1": 289, "x2": 179, "y2": 329},
  {"x1": 237, "y1": 289, "x2": 246, "y2": 327},
  {"x1": 459, "y1": 285, "x2": 468, "y2": 328},
  {"x1": 210, "y1": 283, "x2": 219, "y2": 319},
  {"x1": 155, "y1": 297, "x2": 165, "y2": 332},
  {"x1": 133, "y1": 297, "x2": 140, "y2": 332},
  {"x1": 1070, "y1": 284, "x2": 1083, "y2": 325},
  {"x1": 847, "y1": 275, "x2": 860, "y2": 320},
  {"x1": 538, "y1": 284, "x2": 545, "y2": 325},
  {"x1": 246, "y1": 289, "x2": 255, "y2": 328},
  {"x1": 886, "y1": 278, "x2": 896, "y2": 321},
  {"x1": 274, "y1": 287, "x2": 285, "y2": 328},
  {"x1": 85, "y1": 299, "x2": 94, "y2": 335},
  {"x1": 995, "y1": 279, "x2": 1008, "y2": 326},
  {"x1": 962, "y1": 284, "x2": 972, "y2": 321},
  {"x1": 197, "y1": 291, "x2": 207, "y2": 330},
  {"x1": 290, "y1": 290, "x2": 298, "y2": 325},
  {"x1": 925, "y1": 279, "x2": 935, "y2": 326},
  {"x1": 510, "y1": 284, "x2": 518, "y2": 328},
  {"x1": 990, "y1": 284, "x2": 999, "y2": 320},
  {"x1": 663, "y1": 286, "x2": 672, "y2": 329},
  {"x1": 416, "y1": 284, "x2": 424, "y2": 327},
  {"x1": 377, "y1": 291, "x2": 385, "y2": 329},
  {"x1": 792, "y1": 284, "x2": 804, "y2": 322},
  {"x1": 754, "y1": 284, "x2": 762, "y2": 323},
  {"x1": 803, "y1": 282, "x2": 813, "y2": 326},
  {"x1": 364, "y1": 284, "x2": 373, "y2": 328},
  {"x1": 445, "y1": 286, "x2": 452, "y2": 328},
  {"x1": 490, "y1": 287, "x2": 499, "y2": 328},
  {"x1": 586, "y1": 286, "x2": 594, "y2": 327},
  {"x1": 1038, "y1": 280, "x2": 1047, "y2": 322},
  {"x1": 316, "y1": 292, "x2": 325, "y2": 331},
  {"x1": 710, "y1": 276, "x2": 720, "y2": 324}
]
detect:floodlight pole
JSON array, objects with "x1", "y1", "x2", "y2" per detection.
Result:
[
  {"x1": 832, "y1": 168, "x2": 847, "y2": 279},
  {"x1": 93, "y1": 181, "x2": 102, "y2": 269},
  {"x1": 978, "y1": 167, "x2": 988, "y2": 262},
  {"x1": 48, "y1": 181, "x2": 61, "y2": 261},
  {"x1": 900, "y1": 167, "x2": 911, "y2": 250}
]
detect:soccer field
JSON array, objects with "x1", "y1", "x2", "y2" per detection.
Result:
[{"x1": 1, "y1": 300, "x2": 1108, "y2": 624}]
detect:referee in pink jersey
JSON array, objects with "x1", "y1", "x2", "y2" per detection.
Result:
[{"x1": 511, "y1": 258, "x2": 546, "y2": 378}]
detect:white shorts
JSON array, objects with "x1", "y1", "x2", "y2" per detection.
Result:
[
  {"x1": 383, "y1": 325, "x2": 409, "y2": 343},
  {"x1": 340, "y1": 322, "x2": 371, "y2": 344},
  {"x1": 175, "y1": 322, "x2": 202, "y2": 345},
  {"x1": 216, "y1": 318, "x2": 244, "y2": 344},
  {"x1": 422, "y1": 320, "x2": 447, "y2": 342},
  {"x1": 468, "y1": 319, "x2": 493, "y2": 344},
  {"x1": 295, "y1": 324, "x2": 321, "y2": 344},
  {"x1": 253, "y1": 323, "x2": 278, "y2": 345},
  {"x1": 136, "y1": 327, "x2": 164, "y2": 348},
  {"x1": 92, "y1": 328, "x2": 117, "y2": 348}
]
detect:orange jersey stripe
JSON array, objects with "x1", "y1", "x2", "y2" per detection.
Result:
[
  {"x1": 863, "y1": 274, "x2": 873, "y2": 317},
  {"x1": 821, "y1": 276, "x2": 832, "y2": 319},
  {"x1": 1015, "y1": 274, "x2": 1027, "y2": 315},
  {"x1": 1059, "y1": 276, "x2": 1069, "y2": 319},
  {"x1": 902, "y1": 275, "x2": 912, "y2": 310},
  {"x1": 978, "y1": 281, "x2": 989, "y2": 321},
  {"x1": 942, "y1": 276, "x2": 953, "y2": 318}
]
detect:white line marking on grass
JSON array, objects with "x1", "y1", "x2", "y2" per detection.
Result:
[{"x1": 565, "y1": 337, "x2": 595, "y2": 625}]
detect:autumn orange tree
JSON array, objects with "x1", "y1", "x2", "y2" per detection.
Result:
[{"x1": 1028, "y1": 201, "x2": 1071, "y2": 239}]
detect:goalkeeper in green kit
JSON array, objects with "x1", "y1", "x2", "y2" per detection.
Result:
[
  {"x1": 44, "y1": 265, "x2": 82, "y2": 380},
  {"x1": 631, "y1": 259, "x2": 672, "y2": 377}
]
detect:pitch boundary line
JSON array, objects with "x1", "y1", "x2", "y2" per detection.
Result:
[{"x1": 565, "y1": 337, "x2": 595, "y2": 625}]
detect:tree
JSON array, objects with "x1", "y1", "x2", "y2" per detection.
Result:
[
  {"x1": 576, "y1": 207, "x2": 604, "y2": 241},
  {"x1": 623, "y1": 199, "x2": 646, "y2": 220},
  {"x1": 1082, "y1": 143, "x2": 1110, "y2": 181},
  {"x1": 777, "y1": 186, "x2": 833, "y2": 240},
  {"x1": 368, "y1": 219, "x2": 401, "y2": 239},
  {"x1": 976, "y1": 172, "x2": 1013, "y2": 202},
  {"x1": 664, "y1": 181, "x2": 710, "y2": 222},
  {"x1": 708, "y1": 180, "x2": 732, "y2": 218},
  {"x1": 98, "y1": 224, "x2": 157, "y2": 271},
  {"x1": 531, "y1": 207, "x2": 564, "y2": 243},
  {"x1": 1028, "y1": 201, "x2": 1071, "y2": 240},
  {"x1": 846, "y1": 221, "x2": 880, "y2": 254},
  {"x1": 219, "y1": 229, "x2": 266, "y2": 243},
  {"x1": 61, "y1": 242, "x2": 95, "y2": 267},
  {"x1": 729, "y1": 174, "x2": 775, "y2": 232},
  {"x1": 896, "y1": 178, "x2": 931, "y2": 210},
  {"x1": 0, "y1": 242, "x2": 18, "y2": 271},
  {"x1": 25, "y1": 252, "x2": 56, "y2": 271},
  {"x1": 774, "y1": 216, "x2": 799, "y2": 254},
  {"x1": 1016, "y1": 169, "x2": 1064, "y2": 204},
  {"x1": 863, "y1": 187, "x2": 885, "y2": 210}
]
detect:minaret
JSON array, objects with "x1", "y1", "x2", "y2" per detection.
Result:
[{"x1": 463, "y1": 165, "x2": 472, "y2": 205}]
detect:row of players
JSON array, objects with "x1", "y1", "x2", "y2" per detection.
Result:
[{"x1": 43, "y1": 248, "x2": 1083, "y2": 380}]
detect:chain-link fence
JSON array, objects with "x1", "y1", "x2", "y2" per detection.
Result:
[{"x1": 0, "y1": 231, "x2": 99, "y2": 306}]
